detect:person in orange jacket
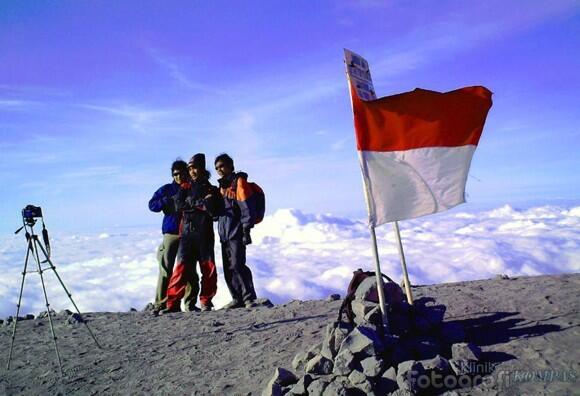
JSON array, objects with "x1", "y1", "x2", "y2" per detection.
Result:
[{"x1": 214, "y1": 153, "x2": 258, "y2": 309}]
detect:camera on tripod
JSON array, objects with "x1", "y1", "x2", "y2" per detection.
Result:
[{"x1": 22, "y1": 205, "x2": 43, "y2": 225}]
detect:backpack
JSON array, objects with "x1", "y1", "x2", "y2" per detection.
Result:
[
  {"x1": 247, "y1": 181, "x2": 265, "y2": 224},
  {"x1": 336, "y1": 268, "x2": 396, "y2": 326},
  {"x1": 233, "y1": 174, "x2": 266, "y2": 225}
]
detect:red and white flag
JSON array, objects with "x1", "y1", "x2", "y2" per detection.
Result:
[{"x1": 345, "y1": 49, "x2": 493, "y2": 226}]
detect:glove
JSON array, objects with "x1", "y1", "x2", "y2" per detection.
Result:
[{"x1": 242, "y1": 228, "x2": 252, "y2": 245}]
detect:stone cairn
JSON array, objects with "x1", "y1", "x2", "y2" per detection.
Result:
[{"x1": 262, "y1": 278, "x2": 488, "y2": 395}]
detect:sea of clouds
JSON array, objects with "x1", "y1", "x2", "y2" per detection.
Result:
[{"x1": 0, "y1": 204, "x2": 578, "y2": 318}]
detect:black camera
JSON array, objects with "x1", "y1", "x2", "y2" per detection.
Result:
[{"x1": 22, "y1": 205, "x2": 43, "y2": 223}]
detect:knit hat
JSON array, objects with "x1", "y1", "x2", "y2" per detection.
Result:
[{"x1": 188, "y1": 153, "x2": 206, "y2": 169}]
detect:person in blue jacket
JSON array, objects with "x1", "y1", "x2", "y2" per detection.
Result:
[{"x1": 148, "y1": 159, "x2": 195, "y2": 312}]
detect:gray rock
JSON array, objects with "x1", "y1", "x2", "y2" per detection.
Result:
[
  {"x1": 288, "y1": 374, "x2": 313, "y2": 395},
  {"x1": 333, "y1": 326, "x2": 350, "y2": 353},
  {"x1": 321, "y1": 324, "x2": 338, "y2": 360},
  {"x1": 449, "y1": 358, "x2": 479, "y2": 376},
  {"x1": 495, "y1": 274, "x2": 510, "y2": 280},
  {"x1": 351, "y1": 300, "x2": 377, "y2": 322},
  {"x1": 347, "y1": 370, "x2": 366, "y2": 385},
  {"x1": 59, "y1": 309, "x2": 73, "y2": 317},
  {"x1": 271, "y1": 367, "x2": 299, "y2": 386},
  {"x1": 305, "y1": 354, "x2": 333, "y2": 375},
  {"x1": 327, "y1": 294, "x2": 341, "y2": 301},
  {"x1": 261, "y1": 382, "x2": 283, "y2": 396},
  {"x1": 307, "y1": 342, "x2": 323, "y2": 357},
  {"x1": 67, "y1": 312, "x2": 84, "y2": 325},
  {"x1": 421, "y1": 354, "x2": 451, "y2": 373},
  {"x1": 390, "y1": 389, "x2": 414, "y2": 396},
  {"x1": 37, "y1": 309, "x2": 57, "y2": 319},
  {"x1": 347, "y1": 370, "x2": 373, "y2": 394},
  {"x1": 333, "y1": 349, "x2": 356, "y2": 376},
  {"x1": 451, "y1": 342, "x2": 482, "y2": 361},
  {"x1": 25, "y1": 314, "x2": 35, "y2": 320},
  {"x1": 338, "y1": 326, "x2": 384, "y2": 358},
  {"x1": 142, "y1": 302, "x2": 155, "y2": 311},
  {"x1": 360, "y1": 355, "x2": 383, "y2": 377},
  {"x1": 397, "y1": 360, "x2": 426, "y2": 393},
  {"x1": 375, "y1": 366, "x2": 398, "y2": 395},
  {"x1": 306, "y1": 378, "x2": 330, "y2": 396},
  {"x1": 129, "y1": 307, "x2": 137, "y2": 312},
  {"x1": 322, "y1": 376, "x2": 356, "y2": 396},
  {"x1": 292, "y1": 351, "x2": 310, "y2": 371},
  {"x1": 262, "y1": 368, "x2": 298, "y2": 396}
]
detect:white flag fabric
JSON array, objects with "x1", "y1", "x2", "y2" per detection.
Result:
[{"x1": 345, "y1": 49, "x2": 493, "y2": 226}]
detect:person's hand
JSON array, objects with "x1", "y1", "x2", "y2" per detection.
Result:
[{"x1": 242, "y1": 228, "x2": 252, "y2": 245}]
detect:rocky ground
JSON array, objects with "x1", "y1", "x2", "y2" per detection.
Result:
[{"x1": 0, "y1": 273, "x2": 578, "y2": 395}]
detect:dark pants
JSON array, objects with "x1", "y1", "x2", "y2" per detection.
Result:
[{"x1": 221, "y1": 239, "x2": 256, "y2": 303}]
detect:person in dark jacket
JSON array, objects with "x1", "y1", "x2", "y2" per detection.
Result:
[
  {"x1": 148, "y1": 160, "x2": 195, "y2": 312},
  {"x1": 162, "y1": 153, "x2": 222, "y2": 313},
  {"x1": 214, "y1": 153, "x2": 258, "y2": 309}
]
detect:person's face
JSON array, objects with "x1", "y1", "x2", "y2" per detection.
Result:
[
  {"x1": 173, "y1": 169, "x2": 186, "y2": 184},
  {"x1": 188, "y1": 165, "x2": 200, "y2": 181},
  {"x1": 215, "y1": 160, "x2": 233, "y2": 178}
]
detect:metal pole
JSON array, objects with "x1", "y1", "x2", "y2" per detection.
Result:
[
  {"x1": 393, "y1": 221, "x2": 414, "y2": 304},
  {"x1": 6, "y1": 234, "x2": 32, "y2": 370},
  {"x1": 369, "y1": 225, "x2": 389, "y2": 329},
  {"x1": 31, "y1": 233, "x2": 64, "y2": 377}
]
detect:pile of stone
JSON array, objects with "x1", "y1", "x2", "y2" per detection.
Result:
[{"x1": 262, "y1": 278, "x2": 489, "y2": 395}]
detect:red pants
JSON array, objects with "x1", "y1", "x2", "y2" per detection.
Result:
[{"x1": 166, "y1": 259, "x2": 217, "y2": 310}]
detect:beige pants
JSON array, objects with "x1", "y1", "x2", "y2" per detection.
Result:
[{"x1": 155, "y1": 234, "x2": 195, "y2": 310}]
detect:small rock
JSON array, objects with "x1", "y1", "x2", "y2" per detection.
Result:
[
  {"x1": 451, "y1": 342, "x2": 482, "y2": 361},
  {"x1": 211, "y1": 320, "x2": 225, "y2": 327},
  {"x1": 59, "y1": 309, "x2": 73, "y2": 317},
  {"x1": 333, "y1": 349, "x2": 356, "y2": 376},
  {"x1": 322, "y1": 376, "x2": 355, "y2": 396},
  {"x1": 25, "y1": 314, "x2": 35, "y2": 320},
  {"x1": 374, "y1": 366, "x2": 397, "y2": 395},
  {"x1": 397, "y1": 360, "x2": 426, "y2": 393},
  {"x1": 327, "y1": 294, "x2": 341, "y2": 301},
  {"x1": 142, "y1": 302, "x2": 155, "y2": 312},
  {"x1": 262, "y1": 368, "x2": 298, "y2": 395},
  {"x1": 321, "y1": 324, "x2": 339, "y2": 360},
  {"x1": 307, "y1": 342, "x2": 323, "y2": 358},
  {"x1": 305, "y1": 355, "x2": 333, "y2": 375},
  {"x1": 421, "y1": 354, "x2": 451, "y2": 373},
  {"x1": 351, "y1": 300, "x2": 377, "y2": 322},
  {"x1": 306, "y1": 378, "x2": 330, "y2": 396},
  {"x1": 360, "y1": 355, "x2": 383, "y2": 377},
  {"x1": 129, "y1": 307, "x2": 137, "y2": 312},
  {"x1": 37, "y1": 309, "x2": 57, "y2": 319},
  {"x1": 391, "y1": 389, "x2": 414, "y2": 396},
  {"x1": 288, "y1": 374, "x2": 313, "y2": 395},
  {"x1": 347, "y1": 370, "x2": 373, "y2": 394},
  {"x1": 67, "y1": 313, "x2": 84, "y2": 325},
  {"x1": 291, "y1": 351, "x2": 310, "y2": 371},
  {"x1": 495, "y1": 274, "x2": 510, "y2": 280},
  {"x1": 338, "y1": 326, "x2": 384, "y2": 358},
  {"x1": 449, "y1": 358, "x2": 479, "y2": 376}
]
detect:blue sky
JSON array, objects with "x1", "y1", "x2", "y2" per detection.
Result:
[{"x1": 1, "y1": 0, "x2": 579, "y2": 233}]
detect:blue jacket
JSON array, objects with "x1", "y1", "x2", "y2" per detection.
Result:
[{"x1": 149, "y1": 182, "x2": 181, "y2": 235}]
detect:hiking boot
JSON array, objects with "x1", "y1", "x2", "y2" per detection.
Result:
[
  {"x1": 159, "y1": 306, "x2": 182, "y2": 315},
  {"x1": 200, "y1": 303, "x2": 213, "y2": 312},
  {"x1": 244, "y1": 300, "x2": 258, "y2": 308},
  {"x1": 222, "y1": 300, "x2": 244, "y2": 309}
]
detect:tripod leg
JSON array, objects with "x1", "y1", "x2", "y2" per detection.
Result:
[
  {"x1": 32, "y1": 237, "x2": 64, "y2": 377},
  {"x1": 6, "y1": 239, "x2": 32, "y2": 370},
  {"x1": 35, "y1": 240, "x2": 103, "y2": 349}
]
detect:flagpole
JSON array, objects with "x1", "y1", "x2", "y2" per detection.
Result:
[{"x1": 393, "y1": 221, "x2": 414, "y2": 304}]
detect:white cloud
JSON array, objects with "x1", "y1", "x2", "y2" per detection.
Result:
[{"x1": 0, "y1": 204, "x2": 578, "y2": 318}]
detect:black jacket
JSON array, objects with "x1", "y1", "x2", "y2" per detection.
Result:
[{"x1": 217, "y1": 172, "x2": 255, "y2": 242}]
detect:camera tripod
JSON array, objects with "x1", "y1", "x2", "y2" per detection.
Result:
[{"x1": 7, "y1": 211, "x2": 102, "y2": 377}]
